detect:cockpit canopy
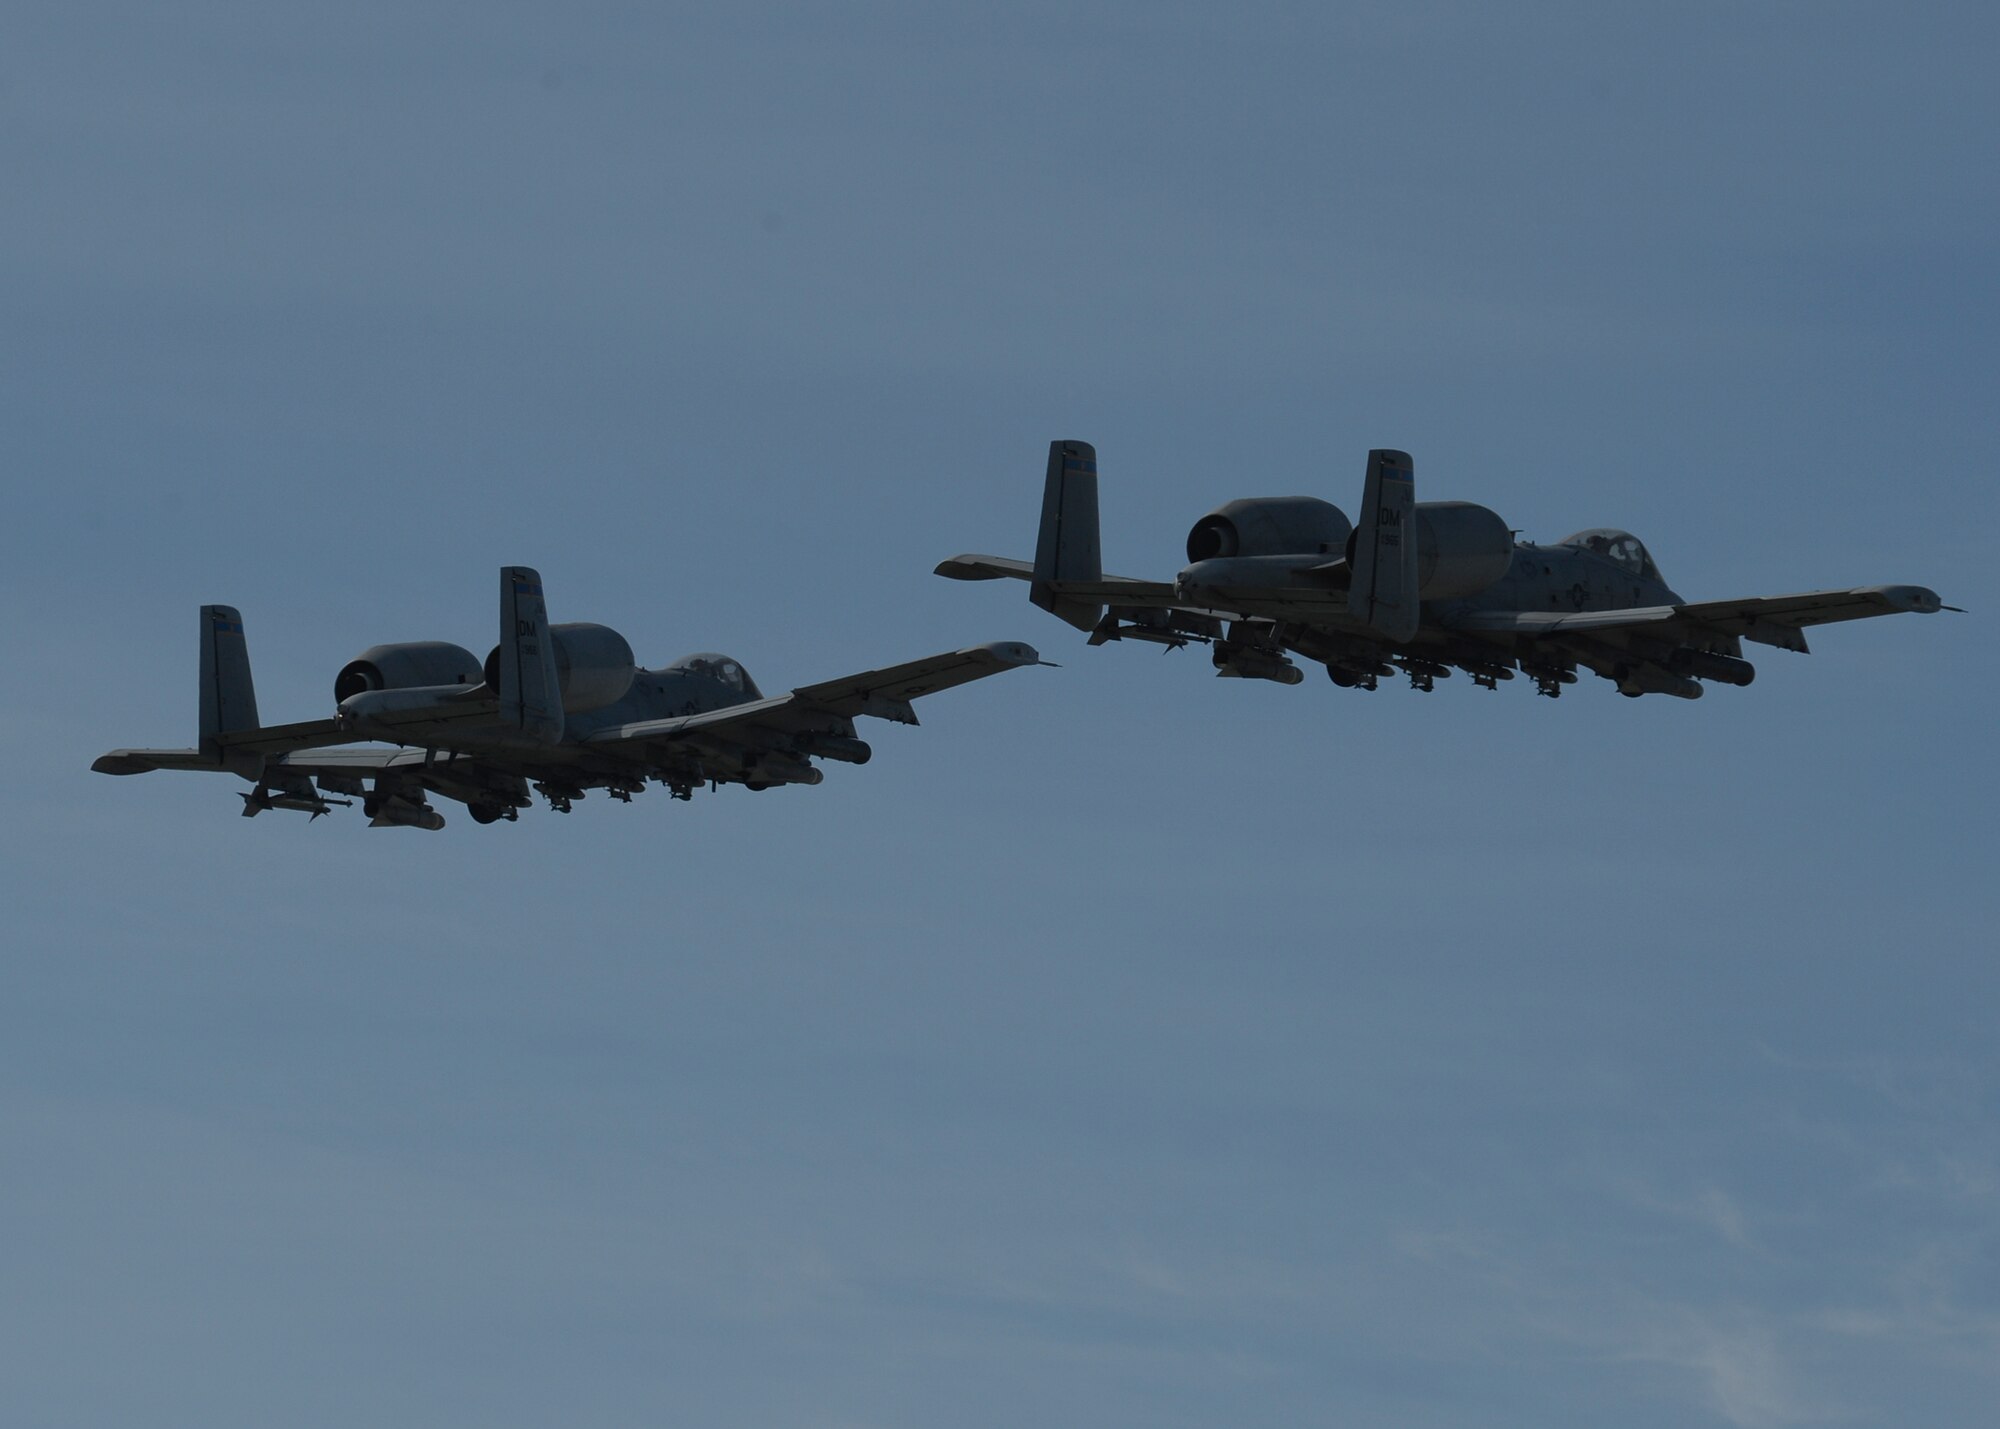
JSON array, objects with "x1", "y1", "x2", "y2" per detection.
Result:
[
  {"x1": 664, "y1": 652, "x2": 763, "y2": 698},
  {"x1": 1559, "y1": 529, "x2": 1663, "y2": 583}
]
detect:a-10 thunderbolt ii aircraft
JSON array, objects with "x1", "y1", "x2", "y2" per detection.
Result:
[
  {"x1": 94, "y1": 566, "x2": 1041, "y2": 828},
  {"x1": 937, "y1": 441, "x2": 1953, "y2": 699}
]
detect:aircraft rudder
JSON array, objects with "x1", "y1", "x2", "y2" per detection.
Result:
[
  {"x1": 197, "y1": 603, "x2": 260, "y2": 756},
  {"x1": 1346, "y1": 449, "x2": 1422, "y2": 643},
  {"x1": 1031, "y1": 439, "x2": 1104, "y2": 631},
  {"x1": 497, "y1": 565, "x2": 564, "y2": 742}
]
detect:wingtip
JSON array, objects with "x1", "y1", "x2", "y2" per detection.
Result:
[
  {"x1": 1895, "y1": 585, "x2": 1950, "y2": 614},
  {"x1": 935, "y1": 555, "x2": 1009, "y2": 581},
  {"x1": 968, "y1": 640, "x2": 1044, "y2": 668}
]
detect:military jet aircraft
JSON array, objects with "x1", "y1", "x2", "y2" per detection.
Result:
[
  {"x1": 95, "y1": 566, "x2": 1041, "y2": 828},
  {"x1": 938, "y1": 441, "x2": 1953, "y2": 699}
]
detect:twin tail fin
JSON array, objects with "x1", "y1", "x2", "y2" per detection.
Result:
[
  {"x1": 1031, "y1": 439, "x2": 1105, "y2": 632},
  {"x1": 496, "y1": 566, "x2": 564, "y2": 743},
  {"x1": 1345, "y1": 449, "x2": 1421, "y2": 643},
  {"x1": 198, "y1": 605, "x2": 261, "y2": 757}
]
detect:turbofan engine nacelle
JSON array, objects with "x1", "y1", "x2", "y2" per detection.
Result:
[
  {"x1": 482, "y1": 622, "x2": 637, "y2": 714},
  {"x1": 1186, "y1": 498, "x2": 1353, "y2": 563},
  {"x1": 335, "y1": 642, "x2": 484, "y2": 704},
  {"x1": 1344, "y1": 501, "x2": 1514, "y2": 600}
]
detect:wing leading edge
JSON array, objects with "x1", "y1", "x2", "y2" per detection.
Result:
[
  {"x1": 586, "y1": 640, "x2": 1043, "y2": 750},
  {"x1": 1447, "y1": 583, "x2": 1949, "y2": 653}
]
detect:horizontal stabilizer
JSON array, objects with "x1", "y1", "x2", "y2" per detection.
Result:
[
  {"x1": 937, "y1": 554, "x2": 1188, "y2": 610},
  {"x1": 96, "y1": 719, "x2": 369, "y2": 774},
  {"x1": 95, "y1": 606, "x2": 370, "y2": 777},
  {"x1": 93, "y1": 749, "x2": 207, "y2": 776},
  {"x1": 936, "y1": 554, "x2": 1035, "y2": 582}
]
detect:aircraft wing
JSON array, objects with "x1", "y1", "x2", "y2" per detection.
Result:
[
  {"x1": 1445, "y1": 584, "x2": 1949, "y2": 653},
  {"x1": 787, "y1": 639, "x2": 1045, "y2": 719},
  {"x1": 1670, "y1": 586, "x2": 1950, "y2": 649},
  {"x1": 584, "y1": 640, "x2": 1043, "y2": 754}
]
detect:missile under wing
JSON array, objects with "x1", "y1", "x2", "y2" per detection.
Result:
[{"x1": 939, "y1": 440, "x2": 1954, "y2": 699}]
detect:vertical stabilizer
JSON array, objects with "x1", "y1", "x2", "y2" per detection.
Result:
[
  {"x1": 1031, "y1": 439, "x2": 1104, "y2": 632},
  {"x1": 1346, "y1": 448, "x2": 1421, "y2": 643},
  {"x1": 497, "y1": 566, "x2": 564, "y2": 743},
  {"x1": 198, "y1": 605, "x2": 260, "y2": 758}
]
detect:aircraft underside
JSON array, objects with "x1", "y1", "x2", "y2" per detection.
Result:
[
  {"x1": 938, "y1": 440, "x2": 1950, "y2": 706},
  {"x1": 1087, "y1": 605, "x2": 1751, "y2": 700}
]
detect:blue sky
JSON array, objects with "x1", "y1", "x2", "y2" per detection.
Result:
[{"x1": 5, "y1": 4, "x2": 1996, "y2": 1426}]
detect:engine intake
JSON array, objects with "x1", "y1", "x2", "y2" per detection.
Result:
[
  {"x1": 335, "y1": 642, "x2": 484, "y2": 704},
  {"x1": 1187, "y1": 498, "x2": 1352, "y2": 563},
  {"x1": 481, "y1": 622, "x2": 637, "y2": 713}
]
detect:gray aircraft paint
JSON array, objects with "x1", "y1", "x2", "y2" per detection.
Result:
[
  {"x1": 1346, "y1": 449, "x2": 1421, "y2": 643},
  {"x1": 938, "y1": 440, "x2": 1952, "y2": 700},
  {"x1": 95, "y1": 566, "x2": 1041, "y2": 829}
]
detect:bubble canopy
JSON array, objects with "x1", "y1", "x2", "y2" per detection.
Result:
[
  {"x1": 1559, "y1": 529, "x2": 1663, "y2": 583},
  {"x1": 663, "y1": 653, "x2": 763, "y2": 698}
]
